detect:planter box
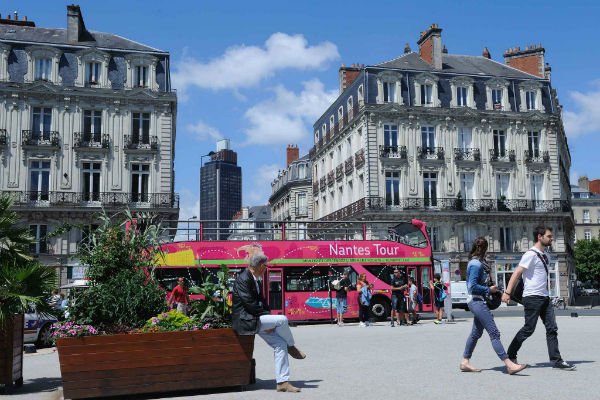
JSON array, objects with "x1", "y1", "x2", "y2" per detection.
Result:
[
  {"x1": 56, "y1": 329, "x2": 254, "y2": 399},
  {"x1": 0, "y1": 314, "x2": 24, "y2": 388}
]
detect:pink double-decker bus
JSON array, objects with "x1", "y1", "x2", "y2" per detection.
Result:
[{"x1": 157, "y1": 219, "x2": 433, "y2": 321}]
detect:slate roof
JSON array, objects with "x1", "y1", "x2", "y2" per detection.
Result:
[
  {"x1": 0, "y1": 24, "x2": 166, "y2": 54},
  {"x1": 248, "y1": 205, "x2": 271, "y2": 220},
  {"x1": 373, "y1": 52, "x2": 541, "y2": 80}
]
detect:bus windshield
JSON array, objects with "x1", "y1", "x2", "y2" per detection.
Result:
[{"x1": 388, "y1": 222, "x2": 429, "y2": 248}]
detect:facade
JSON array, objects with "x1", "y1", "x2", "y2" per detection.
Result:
[
  {"x1": 200, "y1": 139, "x2": 242, "y2": 239},
  {"x1": 228, "y1": 205, "x2": 271, "y2": 241},
  {"x1": 572, "y1": 176, "x2": 600, "y2": 241},
  {"x1": 269, "y1": 145, "x2": 313, "y2": 239},
  {"x1": 0, "y1": 6, "x2": 179, "y2": 287},
  {"x1": 309, "y1": 24, "x2": 575, "y2": 302}
]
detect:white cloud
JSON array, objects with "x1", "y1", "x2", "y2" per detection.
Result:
[
  {"x1": 186, "y1": 120, "x2": 223, "y2": 141},
  {"x1": 247, "y1": 163, "x2": 282, "y2": 205},
  {"x1": 172, "y1": 33, "x2": 339, "y2": 93},
  {"x1": 243, "y1": 79, "x2": 338, "y2": 145},
  {"x1": 563, "y1": 81, "x2": 600, "y2": 138}
]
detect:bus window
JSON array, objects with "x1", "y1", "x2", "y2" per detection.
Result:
[
  {"x1": 388, "y1": 222, "x2": 429, "y2": 248},
  {"x1": 155, "y1": 268, "x2": 203, "y2": 291},
  {"x1": 363, "y1": 265, "x2": 398, "y2": 285},
  {"x1": 329, "y1": 265, "x2": 358, "y2": 286},
  {"x1": 284, "y1": 267, "x2": 329, "y2": 292}
]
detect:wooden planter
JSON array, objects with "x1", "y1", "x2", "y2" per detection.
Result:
[
  {"x1": 56, "y1": 329, "x2": 255, "y2": 399},
  {"x1": 0, "y1": 314, "x2": 24, "y2": 388}
]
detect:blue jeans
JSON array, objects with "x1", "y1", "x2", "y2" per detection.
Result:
[
  {"x1": 336, "y1": 297, "x2": 347, "y2": 314},
  {"x1": 257, "y1": 315, "x2": 295, "y2": 383},
  {"x1": 463, "y1": 299, "x2": 508, "y2": 361}
]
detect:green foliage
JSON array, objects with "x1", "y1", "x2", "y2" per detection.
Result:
[
  {"x1": 188, "y1": 264, "x2": 232, "y2": 328},
  {"x1": 0, "y1": 193, "x2": 35, "y2": 261},
  {"x1": 575, "y1": 238, "x2": 600, "y2": 284},
  {"x1": 130, "y1": 310, "x2": 197, "y2": 333}
]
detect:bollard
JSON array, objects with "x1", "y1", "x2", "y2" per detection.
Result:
[{"x1": 571, "y1": 312, "x2": 578, "y2": 318}]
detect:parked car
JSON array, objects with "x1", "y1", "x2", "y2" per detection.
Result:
[
  {"x1": 450, "y1": 281, "x2": 469, "y2": 310},
  {"x1": 582, "y1": 288, "x2": 599, "y2": 296},
  {"x1": 24, "y1": 309, "x2": 57, "y2": 348}
]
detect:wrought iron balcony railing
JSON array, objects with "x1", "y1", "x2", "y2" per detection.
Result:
[
  {"x1": 345, "y1": 156, "x2": 354, "y2": 175},
  {"x1": 380, "y1": 145, "x2": 408, "y2": 159},
  {"x1": 454, "y1": 148, "x2": 481, "y2": 161},
  {"x1": 4, "y1": 191, "x2": 179, "y2": 208},
  {"x1": 319, "y1": 177, "x2": 326, "y2": 192},
  {"x1": 327, "y1": 171, "x2": 335, "y2": 187},
  {"x1": 73, "y1": 132, "x2": 110, "y2": 149},
  {"x1": 418, "y1": 146, "x2": 444, "y2": 160},
  {"x1": 355, "y1": 149, "x2": 365, "y2": 168},
  {"x1": 0, "y1": 129, "x2": 7, "y2": 146},
  {"x1": 312, "y1": 181, "x2": 319, "y2": 194},
  {"x1": 124, "y1": 135, "x2": 158, "y2": 151},
  {"x1": 381, "y1": 197, "x2": 570, "y2": 213},
  {"x1": 524, "y1": 150, "x2": 550, "y2": 164},
  {"x1": 319, "y1": 197, "x2": 385, "y2": 221},
  {"x1": 335, "y1": 164, "x2": 344, "y2": 181},
  {"x1": 22, "y1": 130, "x2": 59, "y2": 147},
  {"x1": 489, "y1": 149, "x2": 516, "y2": 162}
]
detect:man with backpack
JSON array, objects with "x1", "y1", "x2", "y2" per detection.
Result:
[
  {"x1": 335, "y1": 271, "x2": 351, "y2": 326},
  {"x1": 430, "y1": 274, "x2": 446, "y2": 324},
  {"x1": 501, "y1": 225, "x2": 575, "y2": 371},
  {"x1": 390, "y1": 269, "x2": 409, "y2": 327}
]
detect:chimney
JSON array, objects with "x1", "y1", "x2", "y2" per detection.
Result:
[
  {"x1": 67, "y1": 4, "x2": 87, "y2": 43},
  {"x1": 286, "y1": 145, "x2": 299, "y2": 167},
  {"x1": 417, "y1": 24, "x2": 443, "y2": 70},
  {"x1": 404, "y1": 43, "x2": 411, "y2": 54},
  {"x1": 442, "y1": 45, "x2": 448, "y2": 54},
  {"x1": 483, "y1": 47, "x2": 491, "y2": 59},
  {"x1": 578, "y1": 175, "x2": 589, "y2": 191},
  {"x1": 589, "y1": 179, "x2": 600, "y2": 195},
  {"x1": 0, "y1": 12, "x2": 35, "y2": 26},
  {"x1": 503, "y1": 44, "x2": 546, "y2": 78},
  {"x1": 338, "y1": 62, "x2": 361, "y2": 94}
]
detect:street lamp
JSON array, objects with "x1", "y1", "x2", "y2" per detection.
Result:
[{"x1": 187, "y1": 216, "x2": 197, "y2": 241}]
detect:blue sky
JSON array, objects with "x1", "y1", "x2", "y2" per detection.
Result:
[{"x1": 9, "y1": 0, "x2": 600, "y2": 220}]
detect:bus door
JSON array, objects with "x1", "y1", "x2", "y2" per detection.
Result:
[
  {"x1": 419, "y1": 266, "x2": 433, "y2": 312},
  {"x1": 266, "y1": 268, "x2": 284, "y2": 315}
]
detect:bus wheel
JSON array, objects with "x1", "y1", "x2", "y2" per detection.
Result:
[{"x1": 370, "y1": 298, "x2": 390, "y2": 321}]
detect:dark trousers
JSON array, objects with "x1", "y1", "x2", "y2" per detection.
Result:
[
  {"x1": 507, "y1": 295, "x2": 562, "y2": 363},
  {"x1": 358, "y1": 301, "x2": 369, "y2": 323}
]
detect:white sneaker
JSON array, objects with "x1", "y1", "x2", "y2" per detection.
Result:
[
  {"x1": 359, "y1": 322, "x2": 366, "y2": 327},
  {"x1": 339, "y1": 322, "x2": 344, "y2": 326}
]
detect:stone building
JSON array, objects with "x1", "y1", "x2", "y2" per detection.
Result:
[
  {"x1": 0, "y1": 5, "x2": 179, "y2": 287},
  {"x1": 572, "y1": 176, "x2": 600, "y2": 242},
  {"x1": 269, "y1": 145, "x2": 312, "y2": 239},
  {"x1": 309, "y1": 24, "x2": 574, "y2": 302},
  {"x1": 228, "y1": 205, "x2": 271, "y2": 241}
]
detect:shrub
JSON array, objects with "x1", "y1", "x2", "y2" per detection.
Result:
[
  {"x1": 51, "y1": 321, "x2": 105, "y2": 342},
  {"x1": 188, "y1": 264, "x2": 232, "y2": 329},
  {"x1": 130, "y1": 310, "x2": 213, "y2": 333}
]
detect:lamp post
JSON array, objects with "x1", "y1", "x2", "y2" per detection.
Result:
[{"x1": 187, "y1": 216, "x2": 197, "y2": 241}]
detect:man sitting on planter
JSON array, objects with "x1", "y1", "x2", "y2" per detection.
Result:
[{"x1": 232, "y1": 253, "x2": 306, "y2": 392}]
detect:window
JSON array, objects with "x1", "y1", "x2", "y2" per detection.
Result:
[
  {"x1": 35, "y1": 58, "x2": 52, "y2": 81},
  {"x1": 526, "y1": 91, "x2": 536, "y2": 110},
  {"x1": 384, "y1": 124, "x2": 398, "y2": 148},
  {"x1": 82, "y1": 162, "x2": 101, "y2": 202},
  {"x1": 29, "y1": 160, "x2": 50, "y2": 201},
  {"x1": 584, "y1": 230, "x2": 592, "y2": 242},
  {"x1": 421, "y1": 126, "x2": 435, "y2": 150},
  {"x1": 32, "y1": 107, "x2": 52, "y2": 137},
  {"x1": 463, "y1": 226, "x2": 477, "y2": 251},
  {"x1": 493, "y1": 130, "x2": 506, "y2": 157},
  {"x1": 427, "y1": 226, "x2": 440, "y2": 251},
  {"x1": 131, "y1": 164, "x2": 150, "y2": 202},
  {"x1": 456, "y1": 87, "x2": 468, "y2": 106},
  {"x1": 80, "y1": 224, "x2": 99, "y2": 249},
  {"x1": 285, "y1": 266, "x2": 329, "y2": 292},
  {"x1": 500, "y1": 227, "x2": 513, "y2": 251},
  {"x1": 83, "y1": 110, "x2": 102, "y2": 142},
  {"x1": 134, "y1": 65, "x2": 148, "y2": 87},
  {"x1": 424, "y1": 172, "x2": 437, "y2": 207},
  {"x1": 580, "y1": 192, "x2": 589, "y2": 199},
  {"x1": 358, "y1": 85, "x2": 364, "y2": 105},
  {"x1": 583, "y1": 210, "x2": 591, "y2": 223},
  {"x1": 336, "y1": 145, "x2": 342, "y2": 165},
  {"x1": 298, "y1": 164, "x2": 306, "y2": 179},
  {"x1": 460, "y1": 173, "x2": 475, "y2": 200},
  {"x1": 30, "y1": 224, "x2": 47, "y2": 254},
  {"x1": 132, "y1": 112, "x2": 150, "y2": 144},
  {"x1": 297, "y1": 192, "x2": 307, "y2": 216},
  {"x1": 458, "y1": 128, "x2": 472, "y2": 149},
  {"x1": 346, "y1": 137, "x2": 352, "y2": 158},
  {"x1": 528, "y1": 131, "x2": 540, "y2": 157},
  {"x1": 421, "y1": 84, "x2": 433, "y2": 106},
  {"x1": 496, "y1": 174, "x2": 510, "y2": 199},
  {"x1": 531, "y1": 174, "x2": 544, "y2": 204},
  {"x1": 385, "y1": 171, "x2": 401, "y2": 206},
  {"x1": 86, "y1": 62, "x2": 101, "y2": 84},
  {"x1": 492, "y1": 89, "x2": 503, "y2": 109},
  {"x1": 383, "y1": 81, "x2": 396, "y2": 103}
]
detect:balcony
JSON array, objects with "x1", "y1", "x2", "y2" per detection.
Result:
[
  {"x1": 344, "y1": 156, "x2": 354, "y2": 175},
  {"x1": 124, "y1": 135, "x2": 158, "y2": 152},
  {"x1": 489, "y1": 149, "x2": 516, "y2": 163},
  {"x1": 73, "y1": 132, "x2": 109, "y2": 150},
  {"x1": 454, "y1": 148, "x2": 481, "y2": 162},
  {"x1": 319, "y1": 177, "x2": 326, "y2": 192},
  {"x1": 22, "y1": 130, "x2": 59, "y2": 148},
  {"x1": 524, "y1": 150, "x2": 550, "y2": 164},
  {"x1": 319, "y1": 196, "x2": 385, "y2": 221},
  {"x1": 355, "y1": 149, "x2": 365, "y2": 168},
  {"x1": 4, "y1": 191, "x2": 179, "y2": 209},
  {"x1": 418, "y1": 146, "x2": 444, "y2": 161},
  {"x1": 312, "y1": 181, "x2": 319, "y2": 194},
  {"x1": 327, "y1": 171, "x2": 335, "y2": 187},
  {"x1": 335, "y1": 164, "x2": 344, "y2": 181},
  {"x1": 380, "y1": 145, "x2": 407, "y2": 160},
  {"x1": 383, "y1": 197, "x2": 571, "y2": 213},
  {"x1": 0, "y1": 129, "x2": 7, "y2": 146},
  {"x1": 296, "y1": 207, "x2": 308, "y2": 217}
]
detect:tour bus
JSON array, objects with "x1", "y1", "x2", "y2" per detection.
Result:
[{"x1": 156, "y1": 219, "x2": 434, "y2": 321}]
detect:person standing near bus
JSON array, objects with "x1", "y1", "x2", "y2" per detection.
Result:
[
  {"x1": 335, "y1": 270, "x2": 351, "y2": 326},
  {"x1": 407, "y1": 277, "x2": 419, "y2": 324},
  {"x1": 357, "y1": 273, "x2": 373, "y2": 327},
  {"x1": 232, "y1": 253, "x2": 306, "y2": 392},
  {"x1": 390, "y1": 269, "x2": 409, "y2": 327},
  {"x1": 430, "y1": 274, "x2": 445, "y2": 324},
  {"x1": 168, "y1": 277, "x2": 189, "y2": 316},
  {"x1": 461, "y1": 237, "x2": 528, "y2": 374}
]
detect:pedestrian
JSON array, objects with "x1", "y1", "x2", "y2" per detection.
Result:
[
  {"x1": 390, "y1": 269, "x2": 409, "y2": 327},
  {"x1": 357, "y1": 274, "x2": 373, "y2": 327},
  {"x1": 48, "y1": 289, "x2": 61, "y2": 308},
  {"x1": 335, "y1": 271, "x2": 350, "y2": 326},
  {"x1": 232, "y1": 253, "x2": 306, "y2": 392},
  {"x1": 461, "y1": 237, "x2": 528, "y2": 374},
  {"x1": 407, "y1": 277, "x2": 419, "y2": 324},
  {"x1": 167, "y1": 277, "x2": 190, "y2": 315},
  {"x1": 430, "y1": 274, "x2": 445, "y2": 324},
  {"x1": 502, "y1": 225, "x2": 576, "y2": 370}
]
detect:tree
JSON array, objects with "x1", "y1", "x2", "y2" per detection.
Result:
[{"x1": 574, "y1": 238, "x2": 600, "y2": 286}]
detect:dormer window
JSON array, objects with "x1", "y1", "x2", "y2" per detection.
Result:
[
  {"x1": 518, "y1": 80, "x2": 543, "y2": 112},
  {"x1": 421, "y1": 84, "x2": 433, "y2": 105},
  {"x1": 298, "y1": 164, "x2": 307, "y2": 179},
  {"x1": 25, "y1": 46, "x2": 62, "y2": 84},
  {"x1": 376, "y1": 71, "x2": 402, "y2": 105},
  {"x1": 450, "y1": 76, "x2": 474, "y2": 108},
  {"x1": 76, "y1": 49, "x2": 110, "y2": 88},
  {"x1": 134, "y1": 65, "x2": 149, "y2": 88},
  {"x1": 414, "y1": 72, "x2": 439, "y2": 107},
  {"x1": 35, "y1": 58, "x2": 51, "y2": 81},
  {"x1": 492, "y1": 89, "x2": 503, "y2": 109},
  {"x1": 526, "y1": 91, "x2": 536, "y2": 110},
  {"x1": 485, "y1": 78, "x2": 510, "y2": 111},
  {"x1": 86, "y1": 62, "x2": 101, "y2": 85},
  {"x1": 456, "y1": 87, "x2": 468, "y2": 106},
  {"x1": 125, "y1": 54, "x2": 158, "y2": 90},
  {"x1": 383, "y1": 82, "x2": 395, "y2": 103}
]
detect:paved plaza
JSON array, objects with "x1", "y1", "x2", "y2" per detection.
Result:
[{"x1": 8, "y1": 314, "x2": 600, "y2": 400}]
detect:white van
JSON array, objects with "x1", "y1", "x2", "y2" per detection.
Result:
[{"x1": 450, "y1": 281, "x2": 469, "y2": 310}]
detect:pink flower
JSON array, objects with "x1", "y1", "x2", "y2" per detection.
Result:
[{"x1": 202, "y1": 323, "x2": 210, "y2": 330}]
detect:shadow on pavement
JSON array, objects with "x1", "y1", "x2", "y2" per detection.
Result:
[
  {"x1": 1, "y1": 377, "x2": 62, "y2": 395},
  {"x1": 252, "y1": 378, "x2": 322, "y2": 391}
]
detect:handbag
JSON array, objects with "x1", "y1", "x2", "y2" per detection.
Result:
[{"x1": 509, "y1": 250, "x2": 549, "y2": 304}]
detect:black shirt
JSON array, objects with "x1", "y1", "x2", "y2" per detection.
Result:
[
  {"x1": 335, "y1": 277, "x2": 351, "y2": 299},
  {"x1": 390, "y1": 276, "x2": 406, "y2": 298},
  {"x1": 433, "y1": 281, "x2": 444, "y2": 302}
]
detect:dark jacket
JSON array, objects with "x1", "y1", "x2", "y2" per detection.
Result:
[{"x1": 232, "y1": 268, "x2": 271, "y2": 335}]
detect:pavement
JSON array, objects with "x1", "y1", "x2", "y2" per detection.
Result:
[{"x1": 4, "y1": 312, "x2": 599, "y2": 400}]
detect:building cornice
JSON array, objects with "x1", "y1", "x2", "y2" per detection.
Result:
[{"x1": 269, "y1": 178, "x2": 311, "y2": 204}]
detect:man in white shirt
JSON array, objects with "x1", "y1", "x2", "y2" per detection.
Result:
[{"x1": 502, "y1": 225, "x2": 575, "y2": 370}]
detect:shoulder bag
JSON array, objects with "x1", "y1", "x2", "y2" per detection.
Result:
[{"x1": 509, "y1": 250, "x2": 549, "y2": 304}]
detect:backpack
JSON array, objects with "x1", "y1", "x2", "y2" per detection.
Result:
[
  {"x1": 416, "y1": 293, "x2": 423, "y2": 305},
  {"x1": 509, "y1": 250, "x2": 549, "y2": 304},
  {"x1": 438, "y1": 287, "x2": 447, "y2": 302}
]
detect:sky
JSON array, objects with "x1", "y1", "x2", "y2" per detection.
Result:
[{"x1": 8, "y1": 0, "x2": 600, "y2": 221}]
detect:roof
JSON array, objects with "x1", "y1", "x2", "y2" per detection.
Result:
[
  {"x1": 0, "y1": 24, "x2": 166, "y2": 54},
  {"x1": 372, "y1": 52, "x2": 541, "y2": 80},
  {"x1": 249, "y1": 205, "x2": 271, "y2": 220}
]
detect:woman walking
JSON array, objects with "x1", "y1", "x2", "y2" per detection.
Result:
[
  {"x1": 461, "y1": 237, "x2": 528, "y2": 375},
  {"x1": 356, "y1": 273, "x2": 372, "y2": 327}
]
